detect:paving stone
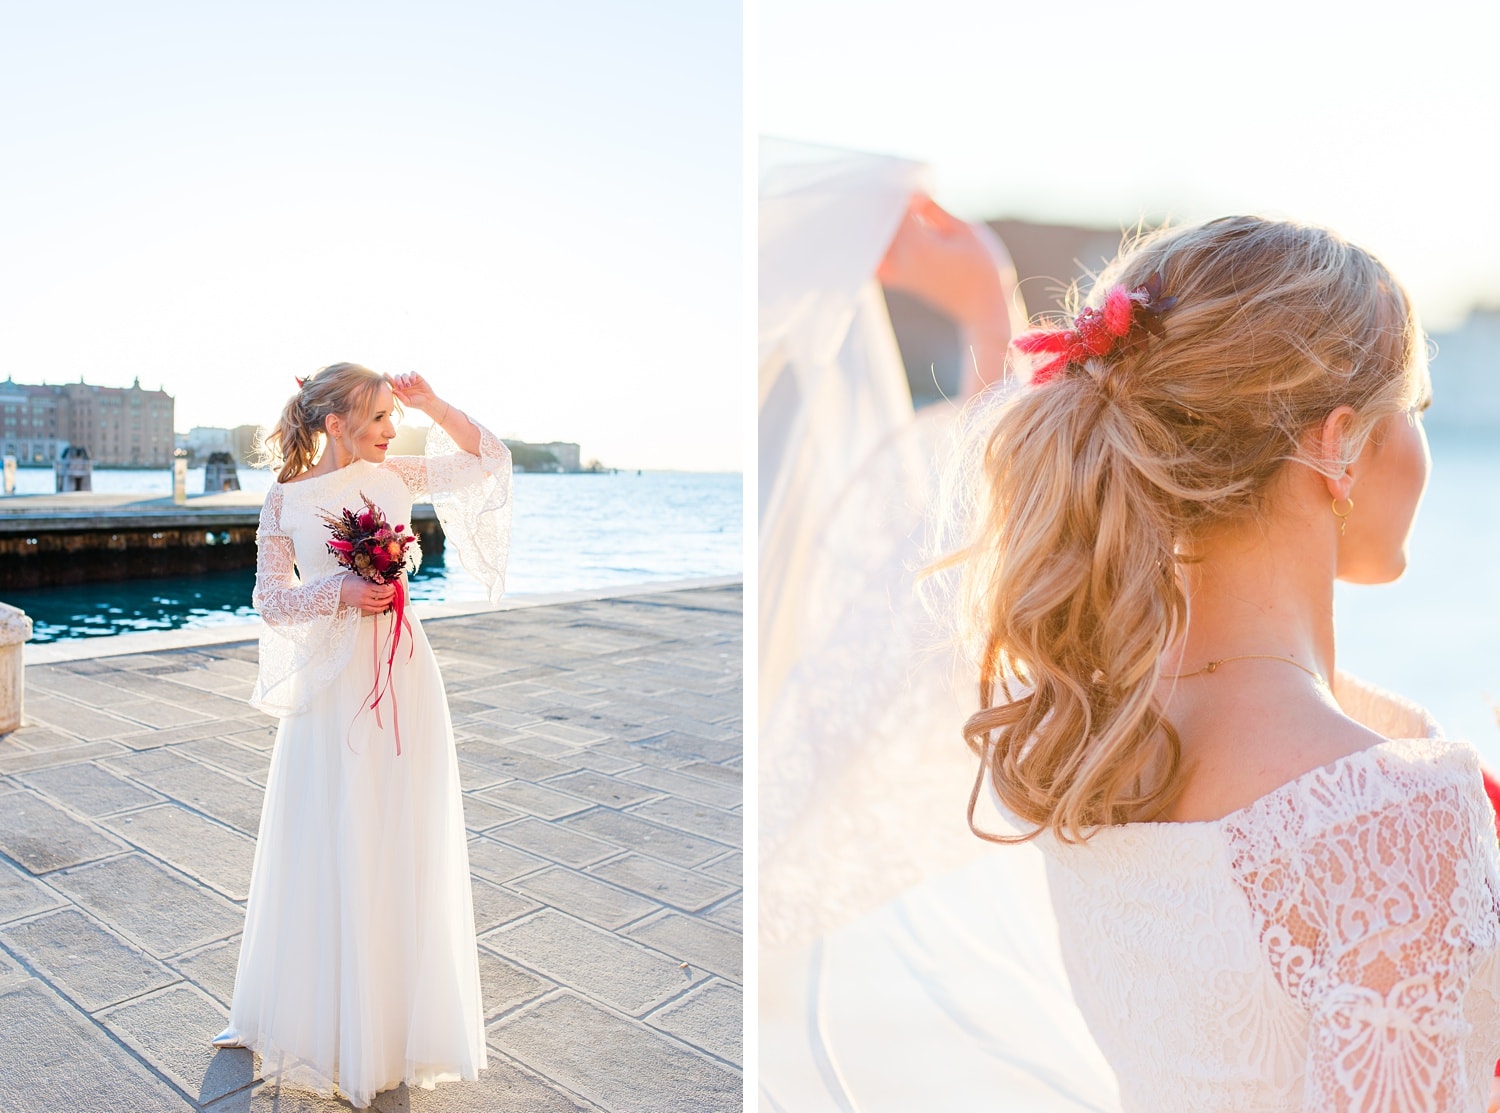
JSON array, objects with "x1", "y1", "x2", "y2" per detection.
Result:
[
  {"x1": 475, "y1": 947, "x2": 549, "y2": 1019},
  {"x1": 488, "y1": 909, "x2": 697, "y2": 1017},
  {"x1": 614, "y1": 731, "x2": 740, "y2": 765},
  {"x1": 628, "y1": 797, "x2": 741, "y2": 847},
  {"x1": 18, "y1": 763, "x2": 163, "y2": 817},
  {"x1": 0, "y1": 908, "x2": 177, "y2": 1011},
  {"x1": 489, "y1": 817, "x2": 617, "y2": 869},
  {"x1": 647, "y1": 978, "x2": 741, "y2": 1066},
  {"x1": 460, "y1": 795, "x2": 521, "y2": 833},
  {"x1": 0, "y1": 857, "x2": 63, "y2": 925},
  {"x1": 202, "y1": 1081, "x2": 358, "y2": 1111},
  {"x1": 521, "y1": 721, "x2": 609, "y2": 747},
  {"x1": 0, "y1": 788, "x2": 129, "y2": 873},
  {"x1": 570, "y1": 748, "x2": 637, "y2": 775},
  {"x1": 616, "y1": 764, "x2": 740, "y2": 810},
  {"x1": 477, "y1": 781, "x2": 592, "y2": 820},
  {"x1": 177, "y1": 738, "x2": 273, "y2": 781},
  {"x1": 112, "y1": 755, "x2": 266, "y2": 835},
  {"x1": 470, "y1": 878, "x2": 541, "y2": 934},
  {"x1": 99, "y1": 982, "x2": 252, "y2": 1105},
  {"x1": 372, "y1": 1058, "x2": 593, "y2": 1112},
  {"x1": 9, "y1": 724, "x2": 98, "y2": 751},
  {"x1": 491, "y1": 992, "x2": 739, "y2": 1113},
  {"x1": 700, "y1": 851, "x2": 742, "y2": 885},
  {"x1": 560, "y1": 808, "x2": 724, "y2": 868},
  {"x1": 101, "y1": 803, "x2": 256, "y2": 901},
  {"x1": 19, "y1": 692, "x2": 152, "y2": 743},
  {"x1": 545, "y1": 770, "x2": 659, "y2": 808},
  {"x1": 702, "y1": 896, "x2": 742, "y2": 933},
  {"x1": 509, "y1": 867, "x2": 658, "y2": 931},
  {"x1": 0, "y1": 977, "x2": 195, "y2": 1112},
  {"x1": 112, "y1": 698, "x2": 217, "y2": 729},
  {"x1": 459, "y1": 742, "x2": 579, "y2": 782},
  {"x1": 0, "y1": 943, "x2": 29, "y2": 991},
  {"x1": 675, "y1": 761, "x2": 740, "y2": 788},
  {"x1": 48, "y1": 853, "x2": 244, "y2": 957},
  {"x1": 0, "y1": 740, "x2": 130, "y2": 775},
  {"x1": 173, "y1": 936, "x2": 242, "y2": 1007},
  {"x1": 625, "y1": 911, "x2": 741, "y2": 981},
  {"x1": 465, "y1": 838, "x2": 547, "y2": 885},
  {"x1": 589, "y1": 855, "x2": 734, "y2": 914}
]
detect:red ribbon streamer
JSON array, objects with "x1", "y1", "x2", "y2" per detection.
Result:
[{"x1": 352, "y1": 578, "x2": 415, "y2": 756}]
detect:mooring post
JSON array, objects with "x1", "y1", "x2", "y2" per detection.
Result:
[{"x1": 0, "y1": 603, "x2": 32, "y2": 734}]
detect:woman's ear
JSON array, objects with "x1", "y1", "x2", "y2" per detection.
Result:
[{"x1": 1311, "y1": 405, "x2": 1359, "y2": 499}]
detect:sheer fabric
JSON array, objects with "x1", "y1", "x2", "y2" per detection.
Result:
[
  {"x1": 250, "y1": 422, "x2": 511, "y2": 717},
  {"x1": 228, "y1": 423, "x2": 511, "y2": 1108}
]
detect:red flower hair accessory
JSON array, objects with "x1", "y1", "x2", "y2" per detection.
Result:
[{"x1": 1012, "y1": 274, "x2": 1177, "y2": 387}]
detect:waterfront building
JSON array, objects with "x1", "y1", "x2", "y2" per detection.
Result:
[{"x1": 0, "y1": 376, "x2": 174, "y2": 467}]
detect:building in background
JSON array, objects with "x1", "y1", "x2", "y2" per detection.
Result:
[{"x1": 0, "y1": 376, "x2": 174, "y2": 467}]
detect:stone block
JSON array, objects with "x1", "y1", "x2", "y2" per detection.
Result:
[
  {"x1": 101, "y1": 803, "x2": 256, "y2": 901},
  {"x1": 477, "y1": 781, "x2": 591, "y2": 821},
  {"x1": 625, "y1": 911, "x2": 741, "y2": 981},
  {"x1": 48, "y1": 853, "x2": 244, "y2": 957},
  {"x1": 0, "y1": 907, "x2": 177, "y2": 1011},
  {"x1": 617, "y1": 764, "x2": 740, "y2": 810},
  {"x1": 560, "y1": 808, "x2": 724, "y2": 868},
  {"x1": 0, "y1": 977, "x2": 195, "y2": 1112},
  {"x1": 98, "y1": 982, "x2": 252, "y2": 1106},
  {"x1": 0, "y1": 740, "x2": 128, "y2": 776},
  {"x1": 703, "y1": 896, "x2": 742, "y2": 933},
  {"x1": 20, "y1": 692, "x2": 150, "y2": 744},
  {"x1": 0, "y1": 856, "x2": 63, "y2": 926},
  {"x1": 114, "y1": 755, "x2": 265, "y2": 836},
  {"x1": 490, "y1": 992, "x2": 740, "y2": 1113},
  {"x1": 700, "y1": 851, "x2": 742, "y2": 885},
  {"x1": 488, "y1": 817, "x2": 616, "y2": 869},
  {"x1": 0, "y1": 788, "x2": 128, "y2": 873},
  {"x1": 465, "y1": 837, "x2": 547, "y2": 885},
  {"x1": 460, "y1": 794, "x2": 521, "y2": 833},
  {"x1": 470, "y1": 878, "x2": 540, "y2": 934},
  {"x1": 629, "y1": 797, "x2": 741, "y2": 847},
  {"x1": 177, "y1": 738, "x2": 272, "y2": 782},
  {"x1": 475, "y1": 947, "x2": 549, "y2": 1019},
  {"x1": 487, "y1": 909, "x2": 697, "y2": 1016},
  {"x1": 173, "y1": 936, "x2": 242, "y2": 1008},
  {"x1": 18, "y1": 763, "x2": 163, "y2": 817},
  {"x1": 545, "y1": 770, "x2": 659, "y2": 808},
  {"x1": 589, "y1": 855, "x2": 735, "y2": 914},
  {"x1": 647, "y1": 978, "x2": 742, "y2": 1066},
  {"x1": 509, "y1": 867, "x2": 658, "y2": 931}
]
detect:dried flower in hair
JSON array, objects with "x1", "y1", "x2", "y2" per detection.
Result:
[{"x1": 1012, "y1": 274, "x2": 1178, "y2": 386}]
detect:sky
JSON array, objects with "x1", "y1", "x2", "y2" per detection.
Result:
[
  {"x1": 0, "y1": 1, "x2": 741, "y2": 471},
  {"x1": 760, "y1": 0, "x2": 1500, "y2": 331}
]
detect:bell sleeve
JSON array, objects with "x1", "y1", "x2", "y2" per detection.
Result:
[
  {"x1": 383, "y1": 417, "x2": 512, "y2": 605},
  {"x1": 249, "y1": 484, "x2": 362, "y2": 718}
]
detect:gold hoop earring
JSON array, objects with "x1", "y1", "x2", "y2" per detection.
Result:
[{"x1": 1332, "y1": 496, "x2": 1354, "y2": 537}]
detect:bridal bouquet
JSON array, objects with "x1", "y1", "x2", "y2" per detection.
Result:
[
  {"x1": 319, "y1": 494, "x2": 418, "y2": 585},
  {"x1": 319, "y1": 494, "x2": 418, "y2": 755}
]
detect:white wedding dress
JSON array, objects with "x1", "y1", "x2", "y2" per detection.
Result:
[
  {"x1": 219, "y1": 423, "x2": 511, "y2": 1109},
  {"x1": 758, "y1": 142, "x2": 1500, "y2": 1112}
]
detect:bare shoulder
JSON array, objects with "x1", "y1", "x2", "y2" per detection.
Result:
[{"x1": 1160, "y1": 684, "x2": 1391, "y2": 823}]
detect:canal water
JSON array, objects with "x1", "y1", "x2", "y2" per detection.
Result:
[{"x1": 2, "y1": 468, "x2": 742, "y2": 644}]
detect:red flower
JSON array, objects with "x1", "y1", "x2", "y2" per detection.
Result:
[{"x1": 328, "y1": 538, "x2": 354, "y2": 553}]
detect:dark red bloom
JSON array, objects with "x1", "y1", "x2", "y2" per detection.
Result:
[{"x1": 1011, "y1": 274, "x2": 1177, "y2": 386}]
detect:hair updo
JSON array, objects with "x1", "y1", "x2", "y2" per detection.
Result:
[
  {"x1": 255, "y1": 362, "x2": 397, "y2": 483},
  {"x1": 938, "y1": 216, "x2": 1428, "y2": 843}
]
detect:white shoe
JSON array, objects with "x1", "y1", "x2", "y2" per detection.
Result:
[{"x1": 211, "y1": 1027, "x2": 245, "y2": 1049}]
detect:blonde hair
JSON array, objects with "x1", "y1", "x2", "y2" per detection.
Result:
[
  {"x1": 938, "y1": 216, "x2": 1428, "y2": 843},
  {"x1": 255, "y1": 362, "x2": 397, "y2": 483}
]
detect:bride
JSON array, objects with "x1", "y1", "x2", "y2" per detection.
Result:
[
  {"x1": 760, "y1": 147, "x2": 1500, "y2": 1111},
  {"x1": 213, "y1": 362, "x2": 510, "y2": 1109}
]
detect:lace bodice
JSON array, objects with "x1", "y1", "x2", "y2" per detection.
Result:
[
  {"x1": 1039, "y1": 725, "x2": 1500, "y2": 1112},
  {"x1": 250, "y1": 422, "x2": 511, "y2": 716}
]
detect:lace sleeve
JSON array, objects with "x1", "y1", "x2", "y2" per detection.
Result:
[
  {"x1": 1226, "y1": 745, "x2": 1500, "y2": 1112},
  {"x1": 251, "y1": 486, "x2": 347, "y2": 625},
  {"x1": 249, "y1": 485, "x2": 362, "y2": 718},
  {"x1": 380, "y1": 418, "x2": 511, "y2": 604}
]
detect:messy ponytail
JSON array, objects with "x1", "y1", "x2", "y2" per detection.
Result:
[
  {"x1": 254, "y1": 362, "x2": 393, "y2": 483},
  {"x1": 936, "y1": 216, "x2": 1427, "y2": 843}
]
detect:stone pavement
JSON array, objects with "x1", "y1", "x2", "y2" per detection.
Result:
[{"x1": 0, "y1": 583, "x2": 743, "y2": 1112}]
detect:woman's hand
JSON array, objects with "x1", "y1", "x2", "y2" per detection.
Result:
[
  {"x1": 388, "y1": 372, "x2": 447, "y2": 420},
  {"x1": 340, "y1": 575, "x2": 397, "y2": 615},
  {"x1": 877, "y1": 195, "x2": 1026, "y2": 395}
]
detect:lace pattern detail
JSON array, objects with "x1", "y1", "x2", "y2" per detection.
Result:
[
  {"x1": 249, "y1": 418, "x2": 512, "y2": 718},
  {"x1": 1041, "y1": 736, "x2": 1500, "y2": 1113}
]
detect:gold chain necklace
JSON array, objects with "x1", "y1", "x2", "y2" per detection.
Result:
[{"x1": 1163, "y1": 653, "x2": 1327, "y2": 688}]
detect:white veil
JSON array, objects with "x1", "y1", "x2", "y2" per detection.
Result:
[{"x1": 757, "y1": 140, "x2": 1121, "y2": 1112}]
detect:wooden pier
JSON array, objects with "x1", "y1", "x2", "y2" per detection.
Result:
[{"x1": 0, "y1": 492, "x2": 444, "y2": 589}]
